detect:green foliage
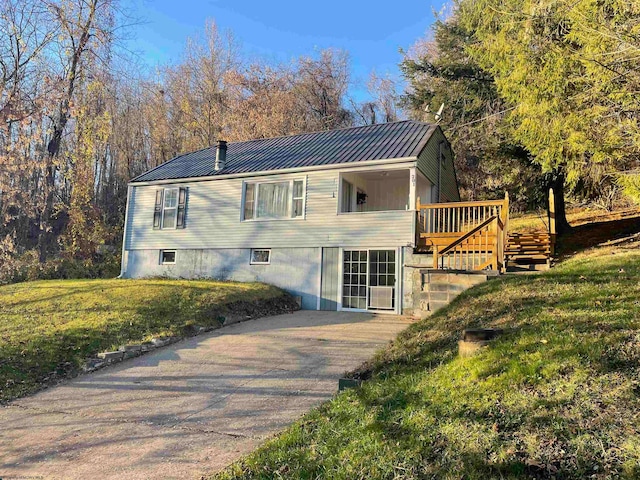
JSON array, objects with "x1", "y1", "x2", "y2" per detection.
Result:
[
  {"x1": 214, "y1": 246, "x2": 640, "y2": 479},
  {"x1": 457, "y1": 0, "x2": 640, "y2": 195},
  {"x1": 618, "y1": 173, "x2": 640, "y2": 204},
  {"x1": 0, "y1": 278, "x2": 288, "y2": 402},
  {"x1": 401, "y1": 15, "x2": 546, "y2": 210},
  {"x1": 0, "y1": 249, "x2": 121, "y2": 285}
]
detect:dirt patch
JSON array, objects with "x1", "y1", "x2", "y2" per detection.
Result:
[{"x1": 216, "y1": 295, "x2": 301, "y2": 326}]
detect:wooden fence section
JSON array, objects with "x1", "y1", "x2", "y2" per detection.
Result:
[{"x1": 416, "y1": 193, "x2": 509, "y2": 272}]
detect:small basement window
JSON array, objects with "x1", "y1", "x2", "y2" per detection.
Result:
[
  {"x1": 250, "y1": 249, "x2": 271, "y2": 265},
  {"x1": 160, "y1": 250, "x2": 176, "y2": 265}
]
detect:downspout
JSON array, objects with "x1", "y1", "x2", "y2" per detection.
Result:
[{"x1": 118, "y1": 184, "x2": 132, "y2": 278}]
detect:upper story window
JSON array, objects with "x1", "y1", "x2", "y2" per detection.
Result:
[
  {"x1": 243, "y1": 179, "x2": 305, "y2": 221},
  {"x1": 153, "y1": 187, "x2": 188, "y2": 229}
]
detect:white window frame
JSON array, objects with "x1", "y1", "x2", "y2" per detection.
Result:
[
  {"x1": 241, "y1": 178, "x2": 306, "y2": 221},
  {"x1": 160, "y1": 249, "x2": 177, "y2": 265},
  {"x1": 161, "y1": 187, "x2": 179, "y2": 229},
  {"x1": 337, "y1": 247, "x2": 401, "y2": 314},
  {"x1": 340, "y1": 178, "x2": 355, "y2": 213},
  {"x1": 250, "y1": 248, "x2": 271, "y2": 265}
]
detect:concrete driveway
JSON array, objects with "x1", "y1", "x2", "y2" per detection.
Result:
[{"x1": 0, "y1": 311, "x2": 413, "y2": 479}]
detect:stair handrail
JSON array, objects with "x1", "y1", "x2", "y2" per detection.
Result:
[{"x1": 439, "y1": 215, "x2": 497, "y2": 256}]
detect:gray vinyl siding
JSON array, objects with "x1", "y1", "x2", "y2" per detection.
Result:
[
  {"x1": 416, "y1": 128, "x2": 461, "y2": 202},
  {"x1": 320, "y1": 247, "x2": 339, "y2": 311},
  {"x1": 125, "y1": 168, "x2": 415, "y2": 251},
  {"x1": 125, "y1": 247, "x2": 320, "y2": 309}
]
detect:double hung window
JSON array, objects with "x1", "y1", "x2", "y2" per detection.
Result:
[
  {"x1": 243, "y1": 179, "x2": 305, "y2": 220},
  {"x1": 153, "y1": 187, "x2": 188, "y2": 229}
]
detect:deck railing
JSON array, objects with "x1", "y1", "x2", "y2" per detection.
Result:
[{"x1": 417, "y1": 193, "x2": 509, "y2": 272}]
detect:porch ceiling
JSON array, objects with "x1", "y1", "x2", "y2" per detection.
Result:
[{"x1": 352, "y1": 169, "x2": 409, "y2": 181}]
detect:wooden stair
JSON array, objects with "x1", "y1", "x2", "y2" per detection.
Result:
[{"x1": 505, "y1": 232, "x2": 553, "y2": 268}]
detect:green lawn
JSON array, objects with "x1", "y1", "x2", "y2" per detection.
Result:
[
  {"x1": 0, "y1": 278, "x2": 288, "y2": 402},
  {"x1": 215, "y1": 245, "x2": 640, "y2": 479}
]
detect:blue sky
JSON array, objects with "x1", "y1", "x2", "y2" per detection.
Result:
[{"x1": 126, "y1": 0, "x2": 446, "y2": 101}]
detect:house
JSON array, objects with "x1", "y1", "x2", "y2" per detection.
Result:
[{"x1": 120, "y1": 120, "x2": 463, "y2": 314}]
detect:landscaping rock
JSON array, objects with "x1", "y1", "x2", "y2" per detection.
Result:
[
  {"x1": 140, "y1": 342, "x2": 155, "y2": 352},
  {"x1": 123, "y1": 344, "x2": 142, "y2": 353},
  {"x1": 98, "y1": 351, "x2": 125, "y2": 362},
  {"x1": 82, "y1": 358, "x2": 106, "y2": 373},
  {"x1": 151, "y1": 338, "x2": 168, "y2": 347}
]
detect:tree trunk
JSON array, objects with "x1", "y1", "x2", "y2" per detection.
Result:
[
  {"x1": 37, "y1": 0, "x2": 98, "y2": 261},
  {"x1": 548, "y1": 171, "x2": 571, "y2": 235}
]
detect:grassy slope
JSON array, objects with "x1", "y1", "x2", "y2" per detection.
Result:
[
  {"x1": 0, "y1": 278, "x2": 285, "y2": 402},
  {"x1": 509, "y1": 206, "x2": 640, "y2": 232},
  {"x1": 216, "y1": 245, "x2": 640, "y2": 479}
]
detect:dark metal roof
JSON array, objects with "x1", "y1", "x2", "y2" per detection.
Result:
[{"x1": 131, "y1": 120, "x2": 438, "y2": 183}]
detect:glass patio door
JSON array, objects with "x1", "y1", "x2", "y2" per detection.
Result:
[
  {"x1": 342, "y1": 250, "x2": 368, "y2": 310},
  {"x1": 368, "y1": 250, "x2": 396, "y2": 310},
  {"x1": 342, "y1": 249, "x2": 396, "y2": 311}
]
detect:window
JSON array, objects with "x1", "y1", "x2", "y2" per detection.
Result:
[
  {"x1": 243, "y1": 179, "x2": 305, "y2": 220},
  {"x1": 162, "y1": 188, "x2": 178, "y2": 228},
  {"x1": 153, "y1": 187, "x2": 188, "y2": 230},
  {"x1": 292, "y1": 180, "x2": 304, "y2": 217},
  {"x1": 160, "y1": 250, "x2": 176, "y2": 265},
  {"x1": 250, "y1": 249, "x2": 271, "y2": 265}
]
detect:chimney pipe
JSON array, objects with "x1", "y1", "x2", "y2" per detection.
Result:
[{"x1": 214, "y1": 140, "x2": 227, "y2": 171}]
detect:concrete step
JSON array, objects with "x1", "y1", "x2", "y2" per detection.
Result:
[
  {"x1": 419, "y1": 270, "x2": 493, "y2": 314},
  {"x1": 425, "y1": 282, "x2": 468, "y2": 293},
  {"x1": 428, "y1": 291, "x2": 452, "y2": 303}
]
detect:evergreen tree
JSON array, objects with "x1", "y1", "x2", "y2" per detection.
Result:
[
  {"x1": 401, "y1": 15, "x2": 546, "y2": 212},
  {"x1": 458, "y1": 0, "x2": 640, "y2": 231}
]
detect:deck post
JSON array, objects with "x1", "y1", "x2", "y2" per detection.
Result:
[
  {"x1": 548, "y1": 188, "x2": 556, "y2": 255},
  {"x1": 415, "y1": 195, "x2": 421, "y2": 248},
  {"x1": 502, "y1": 191, "x2": 509, "y2": 273},
  {"x1": 409, "y1": 168, "x2": 417, "y2": 211},
  {"x1": 492, "y1": 218, "x2": 499, "y2": 271}
]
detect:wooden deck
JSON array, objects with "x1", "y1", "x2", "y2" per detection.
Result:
[{"x1": 416, "y1": 191, "x2": 556, "y2": 272}]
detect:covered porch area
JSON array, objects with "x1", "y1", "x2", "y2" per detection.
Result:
[{"x1": 338, "y1": 168, "x2": 432, "y2": 214}]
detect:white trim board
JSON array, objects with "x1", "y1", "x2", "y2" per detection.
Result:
[{"x1": 338, "y1": 246, "x2": 402, "y2": 315}]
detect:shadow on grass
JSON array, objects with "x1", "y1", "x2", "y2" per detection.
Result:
[{"x1": 557, "y1": 215, "x2": 640, "y2": 257}]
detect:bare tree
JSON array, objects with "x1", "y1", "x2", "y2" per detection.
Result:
[{"x1": 293, "y1": 49, "x2": 352, "y2": 130}]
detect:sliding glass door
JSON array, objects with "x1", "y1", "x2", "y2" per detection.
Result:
[
  {"x1": 342, "y1": 250, "x2": 368, "y2": 310},
  {"x1": 342, "y1": 249, "x2": 396, "y2": 311}
]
